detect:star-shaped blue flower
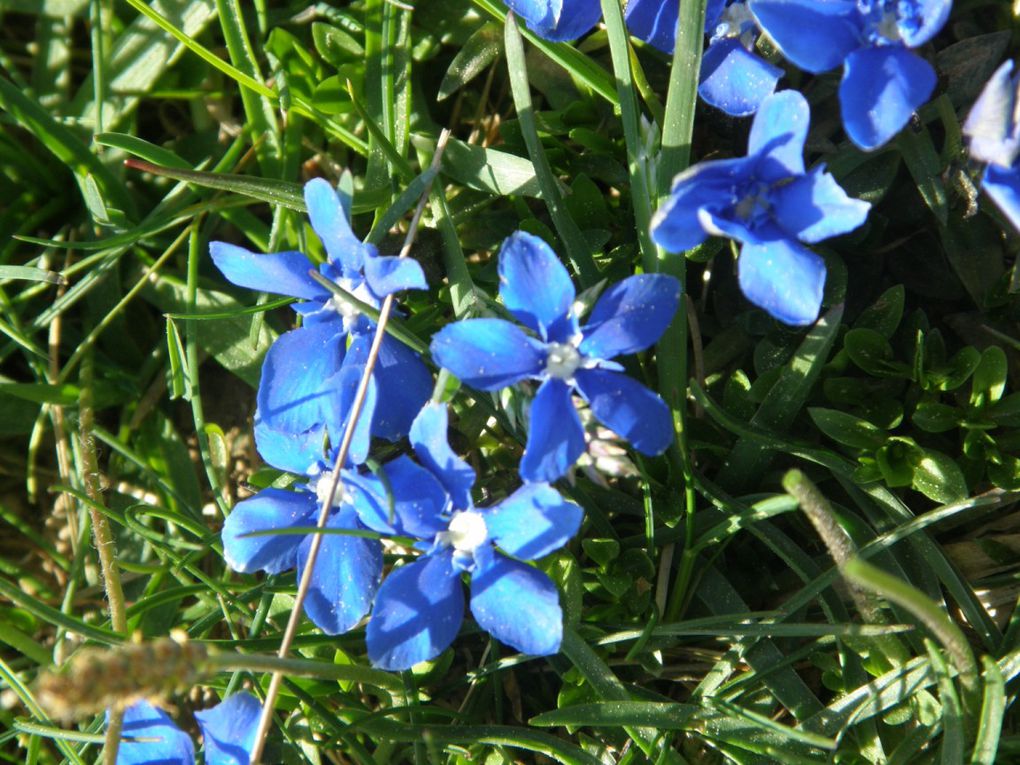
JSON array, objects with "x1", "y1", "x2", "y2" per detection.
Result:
[
  {"x1": 502, "y1": 0, "x2": 602, "y2": 41},
  {"x1": 221, "y1": 375, "x2": 384, "y2": 636},
  {"x1": 108, "y1": 693, "x2": 260, "y2": 765},
  {"x1": 964, "y1": 60, "x2": 1020, "y2": 232},
  {"x1": 362, "y1": 404, "x2": 584, "y2": 670},
  {"x1": 429, "y1": 231, "x2": 678, "y2": 483},
  {"x1": 651, "y1": 89, "x2": 871, "y2": 325},
  {"x1": 626, "y1": 0, "x2": 781, "y2": 117},
  {"x1": 748, "y1": 0, "x2": 951, "y2": 149},
  {"x1": 210, "y1": 178, "x2": 432, "y2": 447}
]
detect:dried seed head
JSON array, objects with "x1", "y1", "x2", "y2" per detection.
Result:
[{"x1": 35, "y1": 631, "x2": 209, "y2": 720}]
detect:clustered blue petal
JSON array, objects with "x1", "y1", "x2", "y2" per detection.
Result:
[
  {"x1": 964, "y1": 60, "x2": 1020, "y2": 233},
  {"x1": 430, "y1": 231, "x2": 679, "y2": 483},
  {"x1": 210, "y1": 178, "x2": 431, "y2": 447},
  {"x1": 364, "y1": 404, "x2": 584, "y2": 670},
  {"x1": 503, "y1": 0, "x2": 602, "y2": 41},
  {"x1": 651, "y1": 90, "x2": 870, "y2": 325},
  {"x1": 108, "y1": 693, "x2": 260, "y2": 765},
  {"x1": 748, "y1": 0, "x2": 951, "y2": 149}
]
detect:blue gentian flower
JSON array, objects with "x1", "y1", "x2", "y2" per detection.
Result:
[
  {"x1": 963, "y1": 60, "x2": 1020, "y2": 231},
  {"x1": 430, "y1": 231, "x2": 678, "y2": 483},
  {"x1": 748, "y1": 0, "x2": 952, "y2": 149},
  {"x1": 627, "y1": 0, "x2": 781, "y2": 117},
  {"x1": 364, "y1": 404, "x2": 584, "y2": 670},
  {"x1": 502, "y1": 0, "x2": 602, "y2": 41},
  {"x1": 221, "y1": 399, "x2": 385, "y2": 635},
  {"x1": 108, "y1": 693, "x2": 260, "y2": 765},
  {"x1": 210, "y1": 178, "x2": 432, "y2": 446},
  {"x1": 651, "y1": 89, "x2": 871, "y2": 325}
]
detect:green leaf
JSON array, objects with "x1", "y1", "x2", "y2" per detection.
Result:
[
  {"x1": 95, "y1": 132, "x2": 191, "y2": 169},
  {"x1": 808, "y1": 407, "x2": 887, "y2": 450},
  {"x1": 970, "y1": 656, "x2": 1006, "y2": 765},
  {"x1": 844, "y1": 328, "x2": 897, "y2": 377},
  {"x1": 0, "y1": 265, "x2": 66, "y2": 285},
  {"x1": 970, "y1": 346, "x2": 1007, "y2": 407},
  {"x1": 531, "y1": 701, "x2": 699, "y2": 729},
  {"x1": 438, "y1": 22, "x2": 502, "y2": 101},
  {"x1": 126, "y1": 159, "x2": 305, "y2": 210},
  {"x1": 912, "y1": 401, "x2": 959, "y2": 433},
  {"x1": 912, "y1": 449, "x2": 968, "y2": 503},
  {"x1": 581, "y1": 538, "x2": 620, "y2": 568},
  {"x1": 312, "y1": 22, "x2": 365, "y2": 67},
  {"x1": 0, "y1": 382, "x2": 79, "y2": 405},
  {"x1": 855, "y1": 284, "x2": 905, "y2": 339},
  {"x1": 897, "y1": 127, "x2": 947, "y2": 225}
]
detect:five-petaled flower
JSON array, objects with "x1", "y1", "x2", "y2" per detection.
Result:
[
  {"x1": 651, "y1": 89, "x2": 871, "y2": 325},
  {"x1": 430, "y1": 231, "x2": 679, "y2": 483},
  {"x1": 963, "y1": 60, "x2": 1020, "y2": 232},
  {"x1": 211, "y1": 177, "x2": 431, "y2": 448},
  {"x1": 748, "y1": 0, "x2": 952, "y2": 150},
  {"x1": 107, "y1": 693, "x2": 260, "y2": 765},
  {"x1": 363, "y1": 404, "x2": 584, "y2": 670}
]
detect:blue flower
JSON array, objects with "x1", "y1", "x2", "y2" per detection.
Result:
[
  {"x1": 964, "y1": 60, "x2": 1020, "y2": 232},
  {"x1": 626, "y1": 0, "x2": 781, "y2": 117},
  {"x1": 502, "y1": 0, "x2": 602, "y2": 41},
  {"x1": 651, "y1": 89, "x2": 870, "y2": 325},
  {"x1": 748, "y1": 0, "x2": 951, "y2": 149},
  {"x1": 108, "y1": 693, "x2": 260, "y2": 765},
  {"x1": 221, "y1": 407, "x2": 385, "y2": 635},
  {"x1": 430, "y1": 231, "x2": 678, "y2": 483},
  {"x1": 363, "y1": 404, "x2": 584, "y2": 670},
  {"x1": 210, "y1": 178, "x2": 432, "y2": 446}
]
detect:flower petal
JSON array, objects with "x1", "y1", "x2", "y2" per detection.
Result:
[
  {"x1": 651, "y1": 156, "x2": 754, "y2": 252},
  {"x1": 497, "y1": 231, "x2": 577, "y2": 343},
  {"x1": 579, "y1": 274, "x2": 680, "y2": 359},
  {"x1": 748, "y1": 0, "x2": 861, "y2": 73},
  {"x1": 698, "y1": 39, "x2": 783, "y2": 117},
  {"x1": 839, "y1": 46, "x2": 936, "y2": 151},
  {"x1": 298, "y1": 504, "x2": 382, "y2": 634},
  {"x1": 737, "y1": 238, "x2": 826, "y2": 325},
  {"x1": 771, "y1": 166, "x2": 871, "y2": 243},
  {"x1": 253, "y1": 419, "x2": 325, "y2": 475},
  {"x1": 221, "y1": 488, "x2": 317, "y2": 575},
  {"x1": 304, "y1": 178, "x2": 365, "y2": 274},
  {"x1": 371, "y1": 335, "x2": 433, "y2": 441},
  {"x1": 366, "y1": 550, "x2": 464, "y2": 670},
  {"x1": 625, "y1": 0, "x2": 678, "y2": 53},
  {"x1": 209, "y1": 242, "x2": 328, "y2": 301},
  {"x1": 430, "y1": 318, "x2": 545, "y2": 391},
  {"x1": 964, "y1": 60, "x2": 1020, "y2": 168},
  {"x1": 410, "y1": 403, "x2": 476, "y2": 510},
  {"x1": 330, "y1": 340, "x2": 378, "y2": 465},
  {"x1": 113, "y1": 701, "x2": 194, "y2": 765},
  {"x1": 256, "y1": 323, "x2": 344, "y2": 435},
  {"x1": 747, "y1": 89, "x2": 809, "y2": 179},
  {"x1": 347, "y1": 455, "x2": 449, "y2": 538},
  {"x1": 363, "y1": 255, "x2": 428, "y2": 298},
  {"x1": 484, "y1": 483, "x2": 583, "y2": 560},
  {"x1": 194, "y1": 692, "x2": 261, "y2": 765},
  {"x1": 506, "y1": 0, "x2": 602, "y2": 42},
  {"x1": 520, "y1": 378, "x2": 586, "y2": 483},
  {"x1": 896, "y1": 0, "x2": 951, "y2": 47},
  {"x1": 470, "y1": 553, "x2": 563, "y2": 656},
  {"x1": 574, "y1": 369, "x2": 674, "y2": 455},
  {"x1": 982, "y1": 164, "x2": 1020, "y2": 234}
]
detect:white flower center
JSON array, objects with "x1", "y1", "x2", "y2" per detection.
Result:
[
  {"x1": 444, "y1": 511, "x2": 488, "y2": 554},
  {"x1": 544, "y1": 342, "x2": 582, "y2": 379},
  {"x1": 325, "y1": 279, "x2": 376, "y2": 332},
  {"x1": 310, "y1": 473, "x2": 349, "y2": 509}
]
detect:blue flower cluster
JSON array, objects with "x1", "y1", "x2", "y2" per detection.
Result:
[
  {"x1": 107, "y1": 693, "x2": 259, "y2": 765},
  {"x1": 213, "y1": 186, "x2": 679, "y2": 670},
  {"x1": 965, "y1": 60, "x2": 1020, "y2": 233}
]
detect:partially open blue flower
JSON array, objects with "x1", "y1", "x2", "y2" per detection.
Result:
[
  {"x1": 430, "y1": 231, "x2": 678, "y2": 483},
  {"x1": 627, "y1": 0, "x2": 780, "y2": 116},
  {"x1": 221, "y1": 382, "x2": 385, "y2": 636},
  {"x1": 108, "y1": 693, "x2": 260, "y2": 765},
  {"x1": 210, "y1": 178, "x2": 431, "y2": 446},
  {"x1": 364, "y1": 404, "x2": 583, "y2": 670},
  {"x1": 748, "y1": 0, "x2": 951, "y2": 149},
  {"x1": 651, "y1": 89, "x2": 870, "y2": 325},
  {"x1": 964, "y1": 60, "x2": 1020, "y2": 232}
]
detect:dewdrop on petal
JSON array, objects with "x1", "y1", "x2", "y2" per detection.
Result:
[{"x1": 35, "y1": 631, "x2": 209, "y2": 720}]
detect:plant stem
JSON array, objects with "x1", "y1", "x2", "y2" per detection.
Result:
[
  {"x1": 79, "y1": 352, "x2": 127, "y2": 765},
  {"x1": 247, "y1": 131, "x2": 451, "y2": 764}
]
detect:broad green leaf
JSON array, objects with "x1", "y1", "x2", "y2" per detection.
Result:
[
  {"x1": 809, "y1": 408, "x2": 887, "y2": 450},
  {"x1": 912, "y1": 449, "x2": 968, "y2": 503},
  {"x1": 438, "y1": 22, "x2": 502, "y2": 101}
]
